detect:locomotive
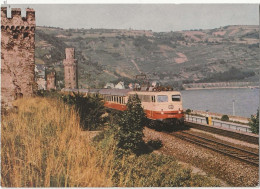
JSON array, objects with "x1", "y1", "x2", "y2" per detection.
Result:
[{"x1": 63, "y1": 88, "x2": 185, "y2": 125}]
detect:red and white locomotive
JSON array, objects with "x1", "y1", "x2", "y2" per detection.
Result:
[{"x1": 64, "y1": 88, "x2": 184, "y2": 124}]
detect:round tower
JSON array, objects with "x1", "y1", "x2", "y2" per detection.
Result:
[{"x1": 63, "y1": 48, "x2": 78, "y2": 89}]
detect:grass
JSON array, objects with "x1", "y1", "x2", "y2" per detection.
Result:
[
  {"x1": 1, "y1": 97, "x2": 113, "y2": 187},
  {"x1": 1, "y1": 96, "x2": 221, "y2": 187},
  {"x1": 93, "y1": 127, "x2": 221, "y2": 187}
]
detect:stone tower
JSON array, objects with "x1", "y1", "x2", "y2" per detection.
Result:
[
  {"x1": 1, "y1": 7, "x2": 36, "y2": 108},
  {"x1": 63, "y1": 48, "x2": 78, "y2": 89},
  {"x1": 46, "y1": 72, "x2": 56, "y2": 90}
]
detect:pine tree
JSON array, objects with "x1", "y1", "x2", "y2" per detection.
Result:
[
  {"x1": 116, "y1": 94, "x2": 146, "y2": 155},
  {"x1": 249, "y1": 109, "x2": 259, "y2": 134}
]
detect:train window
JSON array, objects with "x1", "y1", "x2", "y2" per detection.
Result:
[
  {"x1": 172, "y1": 95, "x2": 181, "y2": 101},
  {"x1": 142, "y1": 95, "x2": 150, "y2": 102},
  {"x1": 157, "y1": 95, "x2": 168, "y2": 102}
]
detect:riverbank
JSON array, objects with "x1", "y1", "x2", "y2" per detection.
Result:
[
  {"x1": 184, "y1": 86, "x2": 259, "y2": 91},
  {"x1": 185, "y1": 109, "x2": 249, "y2": 124}
]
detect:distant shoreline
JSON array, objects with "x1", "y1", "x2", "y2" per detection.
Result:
[{"x1": 183, "y1": 86, "x2": 259, "y2": 90}]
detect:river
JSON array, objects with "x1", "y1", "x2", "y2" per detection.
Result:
[{"x1": 181, "y1": 88, "x2": 259, "y2": 118}]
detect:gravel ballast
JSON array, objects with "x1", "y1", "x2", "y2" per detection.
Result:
[{"x1": 143, "y1": 127, "x2": 259, "y2": 187}]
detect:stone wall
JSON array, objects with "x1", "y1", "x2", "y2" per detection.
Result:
[
  {"x1": 46, "y1": 72, "x2": 56, "y2": 90},
  {"x1": 63, "y1": 48, "x2": 78, "y2": 89},
  {"x1": 1, "y1": 7, "x2": 36, "y2": 108}
]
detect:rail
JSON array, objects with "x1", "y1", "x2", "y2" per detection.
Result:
[
  {"x1": 185, "y1": 115, "x2": 251, "y2": 133},
  {"x1": 170, "y1": 131, "x2": 259, "y2": 167}
]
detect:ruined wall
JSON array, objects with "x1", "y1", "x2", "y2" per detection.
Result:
[
  {"x1": 1, "y1": 7, "x2": 36, "y2": 108},
  {"x1": 63, "y1": 48, "x2": 78, "y2": 89},
  {"x1": 46, "y1": 72, "x2": 56, "y2": 90}
]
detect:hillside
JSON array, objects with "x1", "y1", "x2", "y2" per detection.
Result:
[{"x1": 35, "y1": 25, "x2": 259, "y2": 89}]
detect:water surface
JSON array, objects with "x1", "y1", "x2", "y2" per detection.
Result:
[{"x1": 181, "y1": 88, "x2": 259, "y2": 118}]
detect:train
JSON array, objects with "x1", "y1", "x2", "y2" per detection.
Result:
[{"x1": 62, "y1": 88, "x2": 185, "y2": 125}]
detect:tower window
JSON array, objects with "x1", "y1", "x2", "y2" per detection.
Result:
[{"x1": 23, "y1": 32, "x2": 29, "y2": 38}]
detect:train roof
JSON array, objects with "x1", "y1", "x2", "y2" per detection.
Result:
[
  {"x1": 76, "y1": 88, "x2": 133, "y2": 96},
  {"x1": 63, "y1": 88, "x2": 181, "y2": 96},
  {"x1": 129, "y1": 90, "x2": 181, "y2": 95}
]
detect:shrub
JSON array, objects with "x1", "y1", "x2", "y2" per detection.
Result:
[
  {"x1": 1, "y1": 97, "x2": 112, "y2": 187},
  {"x1": 94, "y1": 128, "x2": 220, "y2": 187},
  {"x1": 36, "y1": 91, "x2": 106, "y2": 130},
  {"x1": 249, "y1": 109, "x2": 259, "y2": 134},
  {"x1": 186, "y1": 109, "x2": 192, "y2": 114},
  {"x1": 62, "y1": 93, "x2": 106, "y2": 130},
  {"x1": 115, "y1": 94, "x2": 146, "y2": 155},
  {"x1": 221, "y1": 115, "x2": 229, "y2": 121},
  {"x1": 147, "y1": 139, "x2": 163, "y2": 150}
]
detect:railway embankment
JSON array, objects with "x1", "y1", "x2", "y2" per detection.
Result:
[{"x1": 143, "y1": 127, "x2": 259, "y2": 187}]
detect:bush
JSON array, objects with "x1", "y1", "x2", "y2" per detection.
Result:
[
  {"x1": 115, "y1": 94, "x2": 146, "y2": 155},
  {"x1": 36, "y1": 91, "x2": 106, "y2": 130},
  {"x1": 62, "y1": 93, "x2": 106, "y2": 130},
  {"x1": 147, "y1": 139, "x2": 163, "y2": 150},
  {"x1": 1, "y1": 97, "x2": 112, "y2": 187},
  {"x1": 221, "y1": 115, "x2": 229, "y2": 121},
  {"x1": 249, "y1": 109, "x2": 259, "y2": 134},
  {"x1": 186, "y1": 109, "x2": 192, "y2": 114},
  {"x1": 94, "y1": 128, "x2": 220, "y2": 187}
]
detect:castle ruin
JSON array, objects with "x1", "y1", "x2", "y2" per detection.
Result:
[
  {"x1": 63, "y1": 48, "x2": 78, "y2": 89},
  {"x1": 1, "y1": 7, "x2": 36, "y2": 108},
  {"x1": 46, "y1": 72, "x2": 56, "y2": 90}
]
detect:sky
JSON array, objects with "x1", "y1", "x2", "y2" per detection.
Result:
[{"x1": 5, "y1": 4, "x2": 259, "y2": 32}]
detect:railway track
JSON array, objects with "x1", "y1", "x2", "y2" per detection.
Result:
[{"x1": 170, "y1": 131, "x2": 259, "y2": 167}]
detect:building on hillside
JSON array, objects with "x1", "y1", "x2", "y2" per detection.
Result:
[
  {"x1": 115, "y1": 81, "x2": 125, "y2": 89},
  {"x1": 1, "y1": 7, "x2": 36, "y2": 108},
  {"x1": 104, "y1": 83, "x2": 115, "y2": 89}
]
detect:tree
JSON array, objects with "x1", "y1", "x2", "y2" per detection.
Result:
[
  {"x1": 249, "y1": 109, "x2": 259, "y2": 134},
  {"x1": 115, "y1": 94, "x2": 146, "y2": 155}
]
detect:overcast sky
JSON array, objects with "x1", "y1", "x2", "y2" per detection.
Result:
[{"x1": 7, "y1": 4, "x2": 259, "y2": 32}]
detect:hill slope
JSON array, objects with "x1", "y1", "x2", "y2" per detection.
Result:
[{"x1": 35, "y1": 25, "x2": 259, "y2": 88}]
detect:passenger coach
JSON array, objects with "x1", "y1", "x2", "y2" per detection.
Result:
[{"x1": 63, "y1": 88, "x2": 184, "y2": 124}]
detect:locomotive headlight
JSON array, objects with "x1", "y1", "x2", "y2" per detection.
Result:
[
  {"x1": 168, "y1": 105, "x2": 174, "y2": 109},
  {"x1": 161, "y1": 109, "x2": 164, "y2": 114}
]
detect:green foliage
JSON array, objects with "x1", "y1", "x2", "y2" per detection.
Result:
[
  {"x1": 36, "y1": 91, "x2": 106, "y2": 130},
  {"x1": 36, "y1": 90, "x2": 62, "y2": 99},
  {"x1": 115, "y1": 94, "x2": 147, "y2": 155},
  {"x1": 62, "y1": 93, "x2": 106, "y2": 130},
  {"x1": 147, "y1": 139, "x2": 163, "y2": 150},
  {"x1": 221, "y1": 115, "x2": 229, "y2": 121},
  {"x1": 94, "y1": 128, "x2": 220, "y2": 187},
  {"x1": 249, "y1": 109, "x2": 259, "y2": 134},
  {"x1": 133, "y1": 36, "x2": 158, "y2": 51},
  {"x1": 186, "y1": 109, "x2": 192, "y2": 114},
  {"x1": 199, "y1": 67, "x2": 255, "y2": 83}
]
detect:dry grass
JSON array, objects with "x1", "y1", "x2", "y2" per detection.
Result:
[{"x1": 1, "y1": 97, "x2": 113, "y2": 187}]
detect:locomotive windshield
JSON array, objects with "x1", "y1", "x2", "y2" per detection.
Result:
[
  {"x1": 172, "y1": 95, "x2": 181, "y2": 101},
  {"x1": 157, "y1": 95, "x2": 168, "y2": 102}
]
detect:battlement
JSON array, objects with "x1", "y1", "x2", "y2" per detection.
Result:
[{"x1": 1, "y1": 7, "x2": 35, "y2": 27}]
